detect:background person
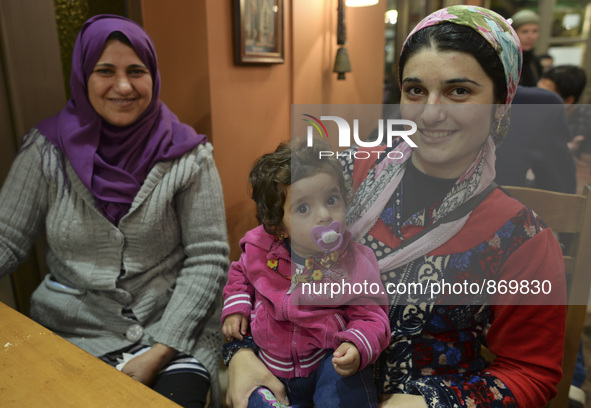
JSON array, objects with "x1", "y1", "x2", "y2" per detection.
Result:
[
  {"x1": 539, "y1": 64, "x2": 587, "y2": 105},
  {"x1": 0, "y1": 15, "x2": 229, "y2": 408},
  {"x1": 224, "y1": 6, "x2": 566, "y2": 408},
  {"x1": 539, "y1": 53, "x2": 555, "y2": 72},
  {"x1": 538, "y1": 65, "x2": 591, "y2": 163},
  {"x1": 511, "y1": 9, "x2": 543, "y2": 87},
  {"x1": 494, "y1": 85, "x2": 577, "y2": 193},
  {"x1": 538, "y1": 64, "x2": 591, "y2": 408}
]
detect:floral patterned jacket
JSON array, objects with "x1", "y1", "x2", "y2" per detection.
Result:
[{"x1": 342, "y1": 147, "x2": 566, "y2": 408}]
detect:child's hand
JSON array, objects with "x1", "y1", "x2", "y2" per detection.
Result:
[
  {"x1": 332, "y1": 342, "x2": 360, "y2": 377},
  {"x1": 222, "y1": 313, "x2": 249, "y2": 341}
]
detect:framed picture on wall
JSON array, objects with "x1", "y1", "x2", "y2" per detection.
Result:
[{"x1": 233, "y1": 0, "x2": 284, "y2": 64}]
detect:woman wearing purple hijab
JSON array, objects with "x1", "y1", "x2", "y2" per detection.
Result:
[{"x1": 0, "y1": 15, "x2": 229, "y2": 408}]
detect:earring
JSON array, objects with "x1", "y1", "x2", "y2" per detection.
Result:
[{"x1": 497, "y1": 114, "x2": 505, "y2": 134}]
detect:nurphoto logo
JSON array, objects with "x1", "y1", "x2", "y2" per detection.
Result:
[{"x1": 303, "y1": 114, "x2": 417, "y2": 160}]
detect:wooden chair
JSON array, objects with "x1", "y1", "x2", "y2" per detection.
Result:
[{"x1": 501, "y1": 184, "x2": 591, "y2": 408}]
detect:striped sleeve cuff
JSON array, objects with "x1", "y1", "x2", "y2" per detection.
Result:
[
  {"x1": 221, "y1": 293, "x2": 252, "y2": 321},
  {"x1": 334, "y1": 329, "x2": 375, "y2": 370}
]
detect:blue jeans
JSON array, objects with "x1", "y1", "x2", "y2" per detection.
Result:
[
  {"x1": 572, "y1": 342, "x2": 587, "y2": 388},
  {"x1": 248, "y1": 351, "x2": 378, "y2": 408}
]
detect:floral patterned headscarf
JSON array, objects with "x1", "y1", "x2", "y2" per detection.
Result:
[
  {"x1": 403, "y1": 5, "x2": 522, "y2": 106},
  {"x1": 347, "y1": 6, "x2": 523, "y2": 261}
]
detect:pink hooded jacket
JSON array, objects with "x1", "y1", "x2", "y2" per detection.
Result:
[{"x1": 222, "y1": 225, "x2": 390, "y2": 379}]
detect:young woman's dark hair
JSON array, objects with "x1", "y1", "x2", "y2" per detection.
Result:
[
  {"x1": 399, "y1": 23, "x2": 507, "y2": 104},
  {"x1": 248, "y1": 138, "x2": 348, "y2": 236}
]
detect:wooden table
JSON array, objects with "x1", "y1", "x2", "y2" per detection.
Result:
[{"x1": 0, "y1": 302, "x2": 180, "y2": 407}]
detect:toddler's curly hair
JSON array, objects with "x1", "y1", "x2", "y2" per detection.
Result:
[{"x1": 249, "y1": 138, "x2": 348, "y2": 237}]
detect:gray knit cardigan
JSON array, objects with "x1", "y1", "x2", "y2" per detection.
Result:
[{"x1": 0, "y1": 129, "x2": 229, "y2": 406}]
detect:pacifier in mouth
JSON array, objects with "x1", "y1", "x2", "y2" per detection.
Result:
[{"x1": 310, "y1": 220, "x2": 343, "y2": 252}]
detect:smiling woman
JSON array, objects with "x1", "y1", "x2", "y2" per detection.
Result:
[
  {"x1": 87, "y1": 34, "x2": 153, "y2": 127},
  {"x1": 399, "y1": 48, "x2": 499, "y2": 178},
  {"x1": 0, "y1": 14, "x2": 229, "y2": 408},
  {"x1": 353, "y1": 6, "x2": 565, "y2": 408}
]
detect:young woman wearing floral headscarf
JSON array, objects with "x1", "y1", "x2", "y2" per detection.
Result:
[
  {"x1": 224, "y1": 6, "x2": 565, "y2": 408},
  {"x1": 0, "y1": 15, "x2": 229, "y2": 408}
]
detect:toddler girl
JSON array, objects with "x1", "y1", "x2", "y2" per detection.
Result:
[{"x1": 222, "y1": 139, "x2": 389, "y2": 407}]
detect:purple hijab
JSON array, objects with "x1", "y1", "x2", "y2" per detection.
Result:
[{"x1": 36, "y1": 14, "x2": 206, "y2": 224}]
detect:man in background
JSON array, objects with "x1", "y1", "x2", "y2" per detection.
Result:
[{"x1": 511, "y1": 9, "x2": 543, "y2": 86}]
